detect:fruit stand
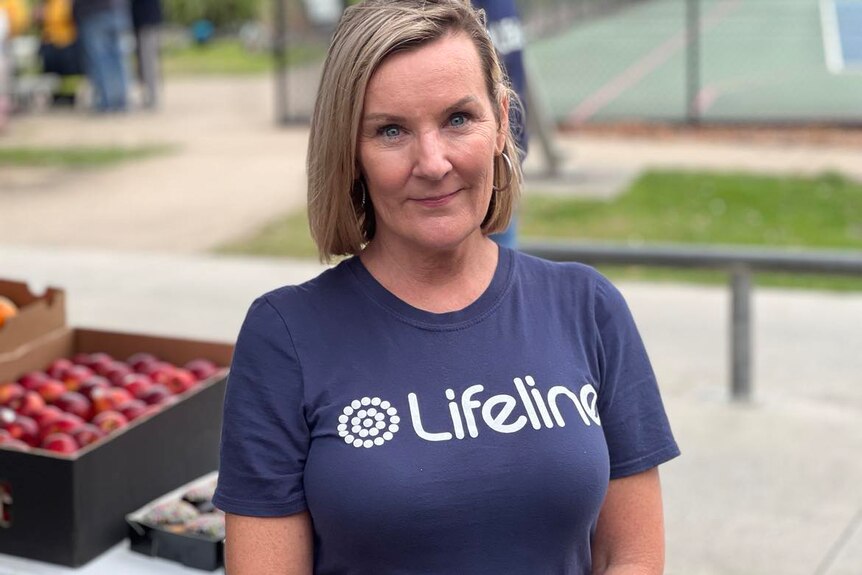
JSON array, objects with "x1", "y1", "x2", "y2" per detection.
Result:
[{"x1": 0, "y1": 280, "x2": 232, "y2": 571}]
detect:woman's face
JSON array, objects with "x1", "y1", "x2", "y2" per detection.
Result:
[{"x1": 358, "y1": 32, "x2": 508, "y2": 255}]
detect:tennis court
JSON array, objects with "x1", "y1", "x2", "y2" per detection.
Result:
[{"x1": 526, "y1": 0, "x2": 862, "y2": 124}]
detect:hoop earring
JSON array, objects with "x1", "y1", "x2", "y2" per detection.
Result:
[
  {"x1": 354, "y1": 179, "x2": 367, "y2": 209},
  {"x1": 493, "y1": 152, "x2": 514, "y2": 193}
]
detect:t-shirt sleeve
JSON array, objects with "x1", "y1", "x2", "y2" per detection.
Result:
[
  {"x1": 592, "y1": 275, "x2": 680, "y2": 479},
  {"x1": 213, "y1": 295, "x2": 309, "y2": 516}
]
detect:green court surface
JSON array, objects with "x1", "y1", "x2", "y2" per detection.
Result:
[{"x1": 526, "y1": 0, "x2": 862, "y2": 124}]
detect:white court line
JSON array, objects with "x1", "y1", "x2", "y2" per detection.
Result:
[{"x1": 820, "y1": 0, "x2": 845, "y2": 74}]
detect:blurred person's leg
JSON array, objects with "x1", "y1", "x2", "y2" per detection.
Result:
[
  {"x1": 0, "y1": 33, "x2": 9, "y2": 130},
  {"x1": 101, "y1": 7, "x2": 129, "y2": 111},
  {"x1": 79, "y1": 11, "x2": 112, "y2": 111},
  {"x1": 136, "y1": 25, "x2": 159, "y2": 109}
]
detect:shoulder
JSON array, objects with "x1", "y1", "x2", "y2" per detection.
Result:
[
  {"x1": 511, "y1": 248, "x2": 609, "y2": 291},
  {"x1": 247, "y1": 259, "x2": 358, "y2": 324},
  {"x1": 510, "y1": 249, "x2": 630, "y2": 319}
]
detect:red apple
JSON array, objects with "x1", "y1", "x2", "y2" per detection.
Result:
[
  {"x1": 127, "y1": 353, "x2": 158, "y2": 372},
  {"x1": 140, "y1": 362, "x2": 175, "y2": 386},
  {"x1": 72, "y1": 424, "x2": 105, "y2": 448},
  {"x1": 115, "y1": 399, "x2": 148, "y2": 422},
  {"x1": 138, "y1": 384, "x2": 172, "y2": 406},
  {"x1": 11, "y1": 391, "x2": 46, "y2": 418},
  {"x1": 91, "y1": 387, "x2": 133, "y2": 414},
  {"x1": 185, "y1": 359, "x2": 219, "y2": 380},
  {"x1": 120, "y1": 373, "x2": 153, "y2": 398},
  {"x1": 104, "y1": 363, "x2": 133, "y2": 386},
  {"x1": 92, "y1": 410, "x2": 128, "y2": 434},
  {"x1": 55, "y1": 392, "x2": 93, "y2": 421},
  {"x1": 42, "y1": 432, "x2": 78, "y2": 454},
  {"x1": 0, "y1": 409, "x2": 40, "y2": 447},
  {"x1": 165, "y1": 368, "x2": 197, "y2": 395},
  {"x1": 77, "y1": 376, "x2": 111, "y2": 399},
  {"x1": 34, "y1": 405, "x2": 64, "y2": 434},
  {"x1": 42, "y1": 412, "x2": 86, "y2": 437},
  {"x1": 46, "y1": 358, "x2": 74, "y2": 380},
  {"x1": 62, "y1": 365, "x2": 94, "y2": 391},
  {"x1": 0, "y1": 382, "x2": 26, "y2": 407},
  {"x1": 72, "y1": 352, "x2": 113, "y2": 369},
  {"x1": 35, "y1": 379, "x2": 67, "y2": 403},
  {"x1": 17, "y1": 371, "x2": 49, "y2": 391}
]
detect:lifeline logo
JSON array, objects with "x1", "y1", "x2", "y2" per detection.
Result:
[
  {"x1": 340, "y1": 376, "x2": 600, "y2": 448},
  {"x1": 338, "y1": 397, "x2": 401, "y2": 448}
]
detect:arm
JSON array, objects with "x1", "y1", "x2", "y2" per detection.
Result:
[
  {"x1": 225, "y1": 511, "x2": 313, "y2": 575},
  {"x1": 591, "y1": 467, "x2": 665, "y2": 575}
]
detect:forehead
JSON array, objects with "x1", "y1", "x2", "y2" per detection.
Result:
[{"x1": 363, "y1": 33, "x2": 489, "y2": 114}]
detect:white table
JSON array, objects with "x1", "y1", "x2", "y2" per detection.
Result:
[{"x1": 0, "y1": 542, "x2": 223, "y2": 574}]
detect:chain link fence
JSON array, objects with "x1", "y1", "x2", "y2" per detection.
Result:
[
  {"x1": 519, "y1": 0, "x2": 862, "y2": 125},
  {"x1": 272, "y1": 0, "x2": 862, "y2": 126}
]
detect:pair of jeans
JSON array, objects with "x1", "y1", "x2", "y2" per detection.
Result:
[
  {"x1": 78, "y1": 8, "x2": 129, "y2": 111},
  {"x1": 134, "y1": 25, "x2": 160, "y2": 108}
]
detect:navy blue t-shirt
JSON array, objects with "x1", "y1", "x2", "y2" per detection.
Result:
[{"x1": 214, "y1": 247, "x2": 680, "y2": 574}]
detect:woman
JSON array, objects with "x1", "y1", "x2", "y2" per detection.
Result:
[{"x1": 213, "y1": 2, "x2": 679, "y2": 574}]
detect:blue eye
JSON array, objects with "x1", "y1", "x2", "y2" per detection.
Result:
[
  {"x1": 450, "y1": 113, "x2": 468, "y2": 127},
  {"x1": 380, "y1": 125, "x2": 401, "y2": 138}
]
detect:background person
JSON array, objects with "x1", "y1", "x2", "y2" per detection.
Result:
[
  {"x1": 474, "y1": 0, "x2": 527, "y2": 249},
  {"x1": 214, "y1": 1, "x2": 679, "y2": 574},
  {"x1": 0, "y1": 0, "x2": 29, "y2": 129},
  {"x1": 73, "y1": 0, "x2": 130, "y2": 112},
  {"x1": 36, "y1": 0, "x2": 84, "y2": 106},
  {"x1": 130, "y1": 0, "x2": 161, "y2": 109}
]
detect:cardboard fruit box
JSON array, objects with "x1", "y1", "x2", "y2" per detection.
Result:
[
  {"x1": 0, "y1": 327, "x2": 232, "y2": 567},
  {"x1": 0, "y1": 279, "x2": 65, "y2": 353}
]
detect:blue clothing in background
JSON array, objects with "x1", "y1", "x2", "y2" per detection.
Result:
[
  {"x1": 476, "y1": 0, "x2": 527, "y2": 249},
  {"x1": 214, "y1": 247, "x2": 680, "y2": 574},
  {"x1": 76, "y1": 3, "x2": 130, "y2": 111}
]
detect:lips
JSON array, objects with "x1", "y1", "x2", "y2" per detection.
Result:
[{"x1": 413, "y1": 189, "x2": 461, "y2": 207}]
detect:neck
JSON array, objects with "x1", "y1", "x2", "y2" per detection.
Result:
[{"x1": 360, "y1": 233, "x2": 499, "y2": 313}]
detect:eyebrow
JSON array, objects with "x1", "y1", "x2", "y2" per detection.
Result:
[{"x1": 362, "y1": 95, "x2": 480, "y2": 123}]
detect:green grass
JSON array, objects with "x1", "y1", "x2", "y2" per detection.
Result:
[
  {"x1": 221, "y1": 208, "x2": 320, "y2": 259},
  {"x1": 217, "y1": 169, "x2": 862, "y2": 291},
  {"x1": 163, "y1": 39, "x2": 325, "y2": 76},
  {"x1": 521, "y1": 170, "x2": 862, "y2": 248},
  {"x1": 0, "y1": 145, "x2": 176, "y2": 168}
]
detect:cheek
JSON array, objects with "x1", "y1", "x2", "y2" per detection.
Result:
[
  {"x1": 456, "y1": 141, "x2": 496, "y2": 186},
  {"x1": 359, "y1": 147, "x2": 410, "y2": 192}
]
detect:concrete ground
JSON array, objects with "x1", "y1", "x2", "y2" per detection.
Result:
[{"x1": 1, "y1": 76, "x2": 861, "y2": 575}]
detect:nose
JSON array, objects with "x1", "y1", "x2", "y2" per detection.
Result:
[{"x1": 412, "y1": 130, "x2": 453, "y2": 181}]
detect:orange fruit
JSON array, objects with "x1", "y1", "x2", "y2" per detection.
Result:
[{"x1": 0, "y1": 296, "x2": 18, "y2": 327}]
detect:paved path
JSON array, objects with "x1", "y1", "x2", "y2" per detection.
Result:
[
  {"x1": 2, "y1": 76, "x2": 862, "y2": 574},
  {"x1": 1, "y1": 77, "x2": 310, "y2": 252}
]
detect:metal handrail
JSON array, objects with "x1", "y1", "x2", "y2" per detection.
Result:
[{"x1": 520, "y1": 240, "x2": 862, "y2": 402}]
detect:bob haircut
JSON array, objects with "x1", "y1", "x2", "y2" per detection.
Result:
[{"x1": 307, "y1": 0, "x2": 523, "y2": 261}]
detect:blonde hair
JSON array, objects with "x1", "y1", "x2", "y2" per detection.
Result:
[{"x1": 307, "y1": 0, "x2": 523, "y2": 261}]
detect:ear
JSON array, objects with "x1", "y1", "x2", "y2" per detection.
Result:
[{"x1": 495, "y1": 93, "x2": 510, "y2": 156}]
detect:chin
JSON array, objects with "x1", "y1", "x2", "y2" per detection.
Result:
[{"x1": 407, "y1": 225, "x2": 483, "y2": 253}]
